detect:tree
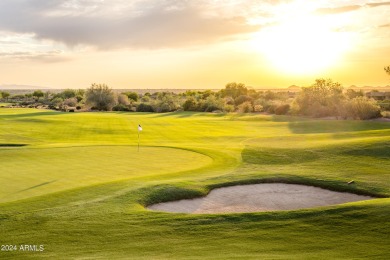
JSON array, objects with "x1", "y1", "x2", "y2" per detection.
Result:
[
  {"x1": 85, "y1": 83, "x2": 116, "y2": 111},
  {"x1": 384, "y1": 66, "x2": 390, "y2": 76},
  {"x1": 198, "y1": 95, "x2": 224, "y2": 112},
  {"x1": 183, "y1": 97, "x2": 198, "y2": 111},
  {"x1": 0, "y1": 91, "x2": 10, "y2": 101},
  {"x1": 234, "y1": 95, "x2": 253, "y2": 106},
  {"x1": 220, "y1": 82, "x2": 248, "y2": 98},
  {"x1": 124, "y1": 92, "x2": 138, "y2": 101},
  {"x1": 32, "y1": 90, "x2": 44, "y2": 101},
  {"x1": 153, "y1": 94, "x2": 179, "y2": 112},
  {"x1": 294, "y1": 78, "x2": 344, "y2": 117},
  {"x1": 62, "y1": 89, "x2": 76, "y2": 99}
]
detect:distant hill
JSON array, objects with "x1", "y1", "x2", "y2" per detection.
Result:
[{"x1": 0, "y1": 84, "x2": 51, "y2": 90}]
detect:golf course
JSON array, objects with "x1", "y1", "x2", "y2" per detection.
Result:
[{"x1": 1, "y1": 107, "x2": 389, "y2": 259}]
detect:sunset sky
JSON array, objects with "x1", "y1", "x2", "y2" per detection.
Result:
[{"x1": 0, "y1": 0, "x2": 389, "y2": 89}]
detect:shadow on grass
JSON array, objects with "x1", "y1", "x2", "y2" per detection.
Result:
[
  {"x1": 242, "y1": 146, "x2": 320, "y2": 165},
  {"x1": 0, "y1": 111, "x2": 63, "y2": 119},
  {"x1": 15, "y1": 180, "x2": 58, "y2": 194},
  {"x1": 0, "y1": 144, "x2": 27, "y2": 147},
  {"x1": 150, "y1": 111, "x2": 227, "y2": 118},
  {"x1": 285, "y1": 118, "x2": 390, "y2": 134}
]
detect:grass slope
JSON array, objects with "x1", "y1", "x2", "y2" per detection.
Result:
[{"x1": 0, "y1": 108, "x2": 389, "y2": 259}]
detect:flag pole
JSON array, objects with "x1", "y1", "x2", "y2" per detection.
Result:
[{"x1": 137, "y1": 124, "x2": 142, "y2": 152}]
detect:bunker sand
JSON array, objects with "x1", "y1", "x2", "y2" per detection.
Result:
[{"x1": 148, "y1": 183, "x2": 373, "y2": 214}]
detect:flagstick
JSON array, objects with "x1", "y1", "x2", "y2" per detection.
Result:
[{"x1": 138, "y1": 129, "x2": 140, "y2": 152}]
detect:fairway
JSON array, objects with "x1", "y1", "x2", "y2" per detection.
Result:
[{"x1": 1, "y1": 108, "x2": 389, "y2": 259}]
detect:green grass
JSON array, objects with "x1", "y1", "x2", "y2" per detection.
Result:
[{"x1": 0, "y1": 108, "x2": 389, "y2": 259}]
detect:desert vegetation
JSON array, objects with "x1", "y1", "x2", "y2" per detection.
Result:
[{"x1": 1, "y1": 78, "x2": 389, "y2": 120}]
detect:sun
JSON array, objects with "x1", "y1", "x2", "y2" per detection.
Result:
[{"x1": 252, "y1": 14, "x2": 352, "y2": 75}]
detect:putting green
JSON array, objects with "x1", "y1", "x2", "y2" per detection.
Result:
[{"x1": 0, "y1": 145, "x2": 212, "y2": 203}]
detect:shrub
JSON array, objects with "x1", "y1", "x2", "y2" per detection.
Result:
[
  {"x1": 294, "y1": 78, "x2": 344, "y2": 117},
  {"x1": 382, "y1": 111, "x2": 390, "y2": 118},
  {"x1": 224, "y1": 97, "x2": 235, "y2": 105},
  {"x1": 237, "y1": 101, "x2": 253, "y2": 113},
  {"x1": 76, "y1": 106, "x2": 82, "y2": 110},
  {"x1": 223, "y1": 104, "x2": 235, "y2": 112},
  {"x1": 112, "y1": 104, "x2": 131, "y2": 111},
  {"x1": 124, "y1": 92, "x2": 139, "y2": 101},
  {"x1": 234, "y1": 95, "x2": 253, "y2": 106},
  {"x1": 85, "y1": 83, "x2": 116, "y2": 111},
  {"x1": 254, "y1": 104, "x2": 263, "y2": 112},
  {"x1": 136, "y1": 103, "x2": 154, "y2": 112},
  {"x1": 199, "y1": 95, "x2": 224, "y2": 112},
  {"x1": 69, "y1": 109, "x2": 75, "y2": 112},
  {"x1": 154, "y1": 96, "x2": 179, "y2": 112},
  {"x1": 274, "y1": 104, "x2": 290, "y2": 115},
  {"x1": 117, "y1": 94, "x2": 130, "y2": 106},
  {"x1": 183, "y1": 98, "x2": 198, "y2": 111},
  {"x1": 141, "y1": 96, "x2": 150, "y2": 102},
  {"x1": 63, "y1": 97, "x2": 78, "y2": 107},
  {"x1": 344, "y1": 97, "x2": 381, "y2": 120},
  {"x1": 378, "y1": 100, "x2": 390, "y2": 111},
  {"x1": 220, "y1": 82, "x2": 248, "y2": 98}
]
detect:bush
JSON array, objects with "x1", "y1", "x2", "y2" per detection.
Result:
[
  {"x1": 220, "y1": 82, "x2": 248, "y2": 98},
  {"x1": 124, "y1": 92, "x2": 139, "y2": 102},
  {"x1": 274, "y1": 104, "x2": 290, "y2": 115},
  {"x1": 117, "y1": 94, "x2": 130, "y2": 106},
  {"x1": 69, "y1": 109, "x2": 75, "y2": 112},
  {"x1": 234, "y1": 95, "x2": 253, "y2": 106},
  {"x1": 153, "y1": 94, "x2": 179, "y2": 113},
  {"x1": 112, "y1": 104, "x2": 131, "y2": 111},
  {"x1": 199, "y1": 95, "x2": 224, "y2": 112},
  {"x1": 76, "y1": 106, "x2": 82, "y2": 110},
  {"x1": 223, "y1": 104, "x2": 235, "y2": 112},
  {"x1": 141, "y1": 96, "x2": 150, "y2": 102},
  {"x1": 224, "y1": 97, "x2": 234, "y2": 105},
  {"x1": 254, "y1": 104, "x2": 263, "y2": 112},
  {"x1": 237, "y1": 101, "x2": 253, "y2": 113},
  {"x1": 294, "y1": 78, "x2": 344, "y2": 117},
  {"x1": 382, "y1": 111, "x2": 390, "y2": 118},
  {"x1": 378, "y1": 100, "x2": 390, "y2": 111},
  {"x1": 183, "y1": 98, "x2": 198, "y2": 111},
  {"x1": 344, "y1": 97, "x2": 381, "y2": 120},
  {"x1": 136, "y1": 103, "x2": 154, "y2": 112},
  {"x1": 63, "y1": 97, "x2": 78, "y2": 107},
  {"x1": 85, "y1": 83, "x2": 116, "y2": 111}
]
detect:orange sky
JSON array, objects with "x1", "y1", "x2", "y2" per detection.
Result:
[{"x1": 0, "y1": 0, "x2": 389, "y2": 89}]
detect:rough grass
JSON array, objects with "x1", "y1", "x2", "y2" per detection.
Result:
[{"x1": 0, "y1": 108, "x2": 389, "y2": 259}]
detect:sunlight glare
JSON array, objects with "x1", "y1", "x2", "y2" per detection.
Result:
[{"x1": 253, "y1": 14, "x2": 353, "y2": 75}]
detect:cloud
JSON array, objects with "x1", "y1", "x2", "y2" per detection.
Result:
[
  {"x1": 0, "y1": 50, "x2": 70, "y2": 63},
  {"x1": 0, "y1": 0, "x2": 260, "y2": 49},
  {"x1": 314, "y1": 1, "x2": 390, "y2": 15},
  {"x1": 367, "y1": 1, "x2": 390, "y2": 8},
  {"x1": 314, "y1": 5, "x2": 361, "y2": 15}
]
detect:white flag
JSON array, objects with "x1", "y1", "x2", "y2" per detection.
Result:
[{"x1": 138, "y1": 124, "x2": 142, "y2": 131}]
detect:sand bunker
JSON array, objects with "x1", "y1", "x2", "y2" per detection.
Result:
[{"x1": 147, "y1": 183, "x2": 373, "y2": 214}]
